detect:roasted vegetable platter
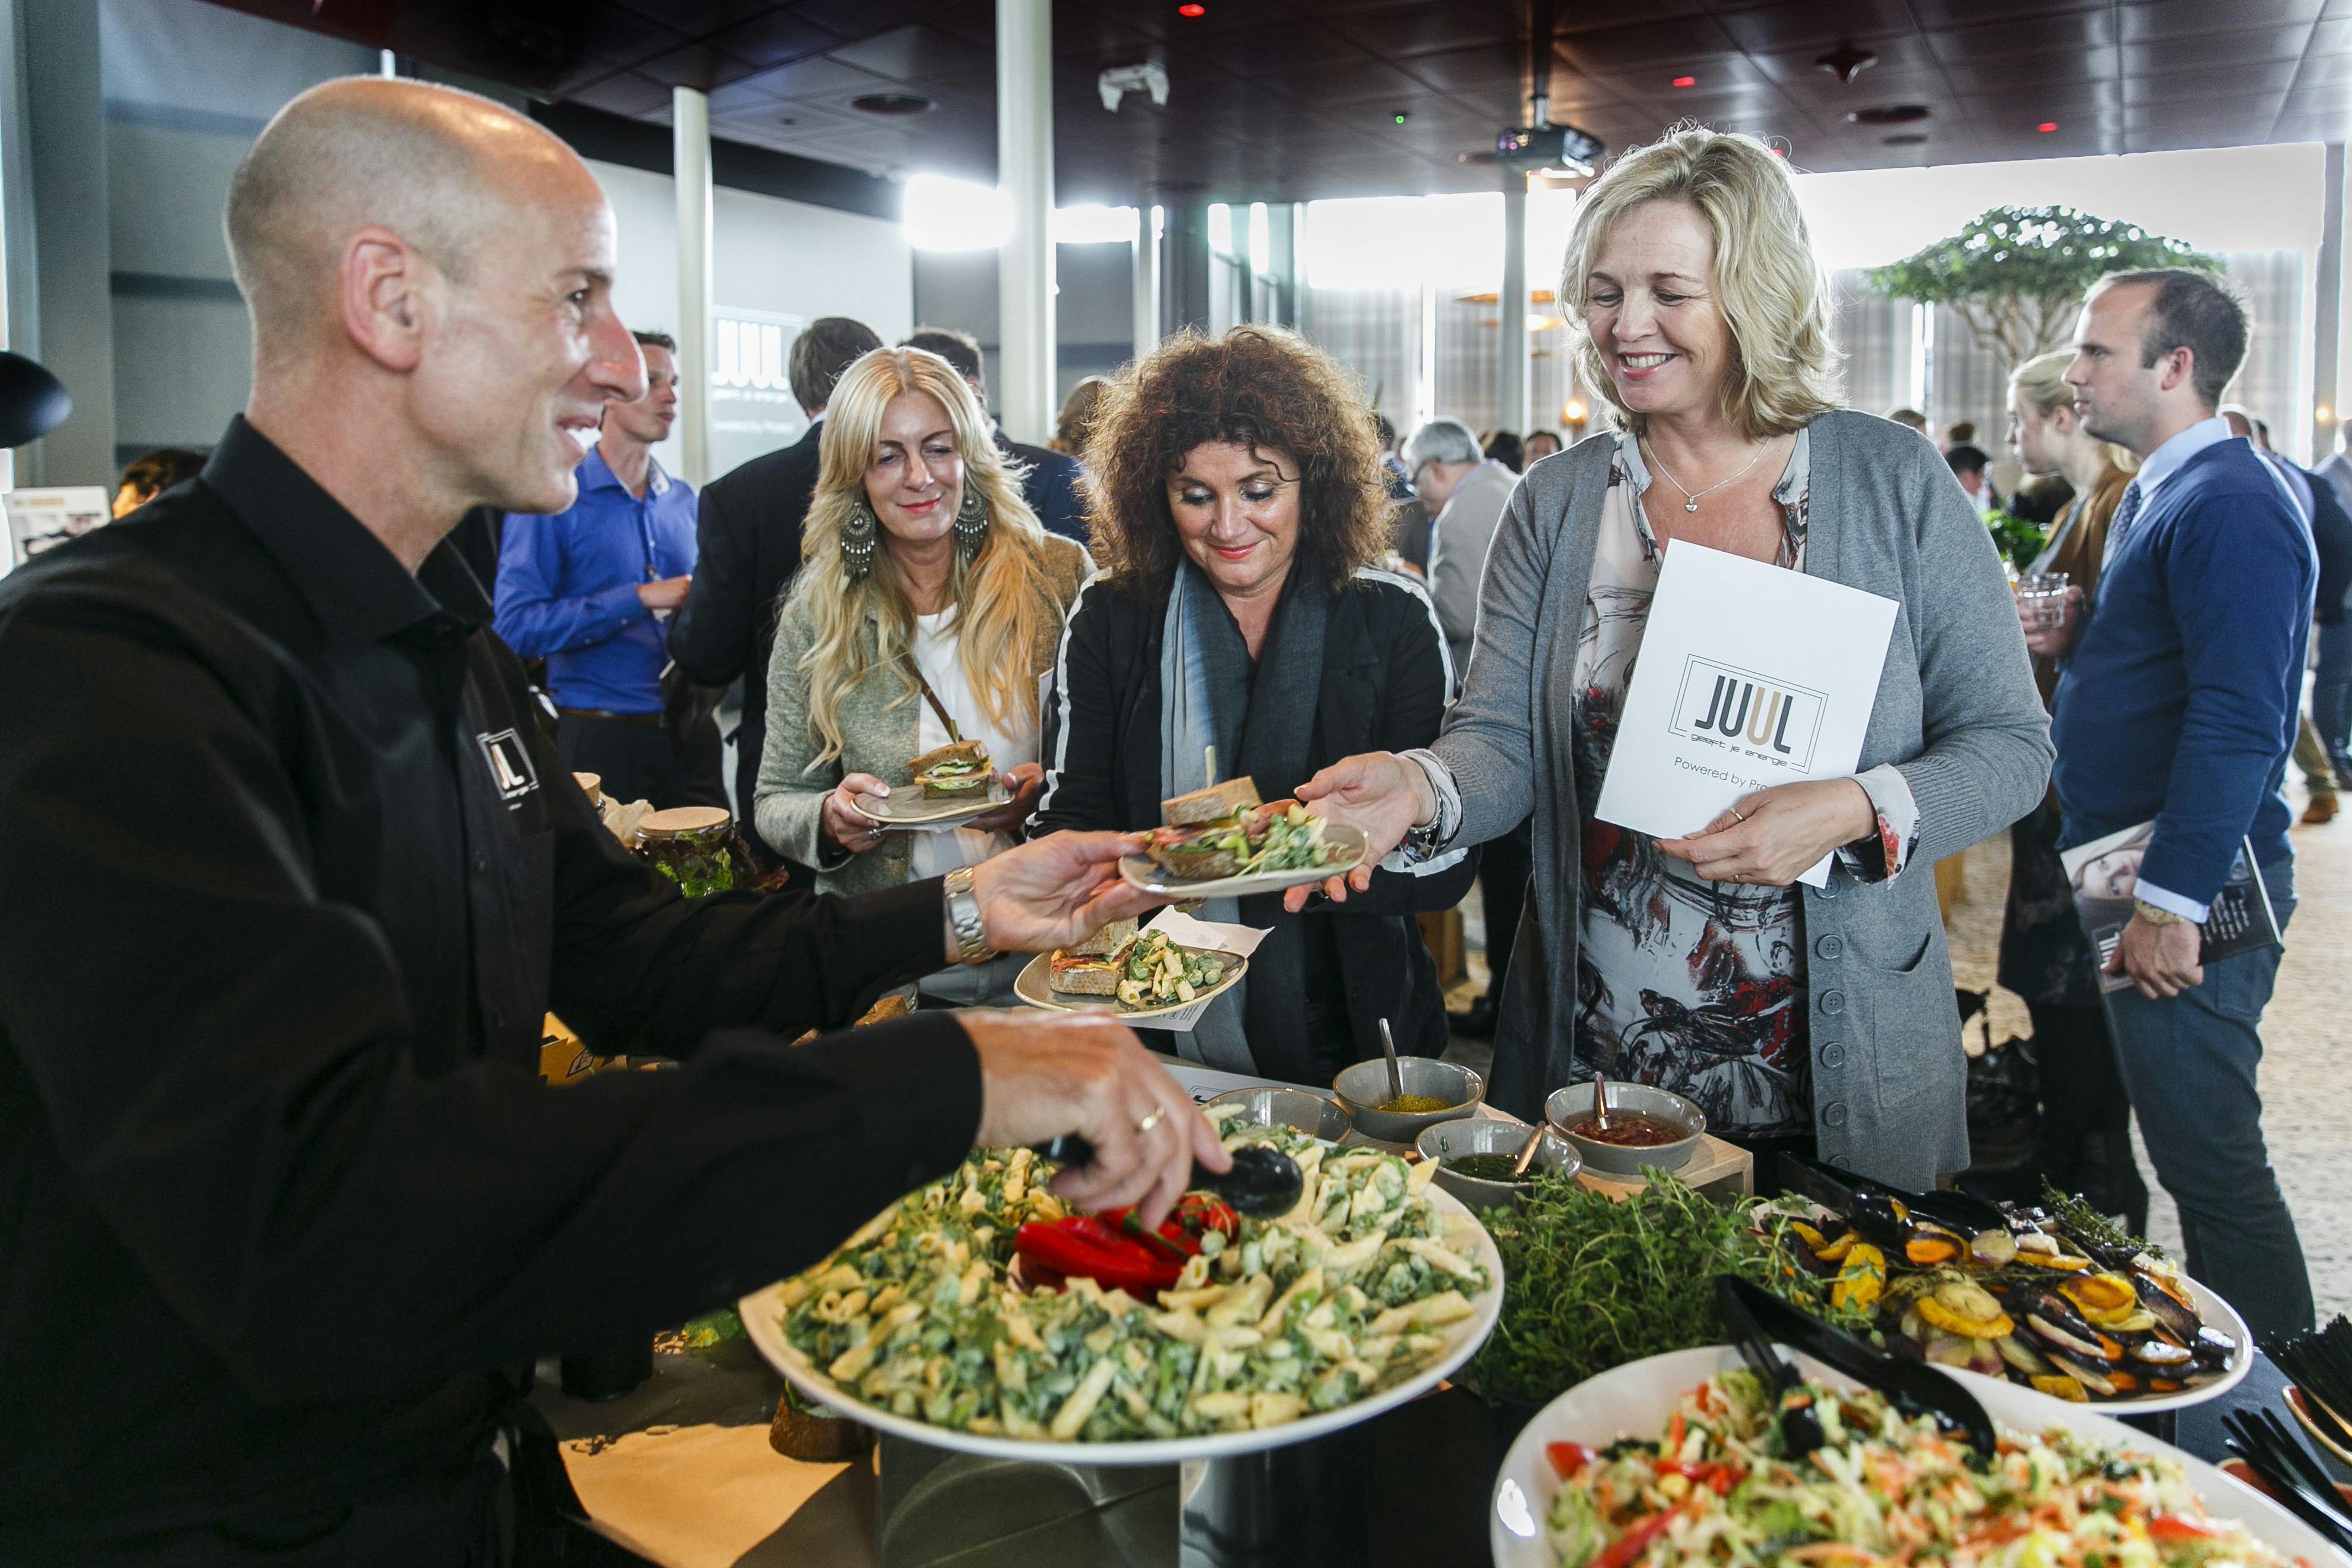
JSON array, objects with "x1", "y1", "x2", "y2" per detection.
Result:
[
  {"x1": 738, "y1": 1108, "x2": 1506, "y2": 1465},
  {"x1": 1768, "y1": 1172, "x2": 2250, "y2": 1412}
]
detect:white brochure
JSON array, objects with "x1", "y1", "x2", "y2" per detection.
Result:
[{"x1": 1591, "y1": 540, "x2": 1898, "y2": 889}]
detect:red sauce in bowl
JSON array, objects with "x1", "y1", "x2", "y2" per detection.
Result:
[{"x1": 1566, "y1": 1112, "x2": 1688, "y2": 1147}]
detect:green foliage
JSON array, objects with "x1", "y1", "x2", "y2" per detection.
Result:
[
  {"x1": 1984, "y1": 509, "x2": 2047, "y2": 573},
  {"x1": 1867, "y1": 207, "x2": 2221, "y2": 369}
]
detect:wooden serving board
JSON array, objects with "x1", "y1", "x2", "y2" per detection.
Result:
[{"x1": 1573, "y1": 1133, "x2": 1754, "y2": 1203}]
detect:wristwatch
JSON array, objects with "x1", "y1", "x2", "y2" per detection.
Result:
[
  {"x1": 943, "y1": 865, "x2": 996, "y2": 966},
  {"x1": 2132, "y1": 898, "x2": 2191, "y2": 927}
]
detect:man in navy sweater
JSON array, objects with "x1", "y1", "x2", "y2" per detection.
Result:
[{"x1": 2029, "y1": 268, "x2": 2315, "y2": 1336}]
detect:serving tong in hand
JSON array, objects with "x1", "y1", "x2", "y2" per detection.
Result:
[
  {"x1": 1032, "y1": 1134, "x2": 1303, "y2": 1219},
  {"x1": 1714, "y1": 1276, "x2": 1997, "y2": 1461},
  {"x1": 2222, "y1": 1407, "x2": 2352, "y2": 1555}
]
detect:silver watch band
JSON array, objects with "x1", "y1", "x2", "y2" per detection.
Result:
[{"x1": 944, "y1": 866, "x2": 995, "y2": 966}]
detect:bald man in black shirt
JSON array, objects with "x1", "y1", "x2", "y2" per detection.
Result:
[{"x1": 0, "y1": 77, "x2": 1218, "y2": 1563}]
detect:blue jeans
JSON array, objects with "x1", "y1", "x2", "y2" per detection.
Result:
[
  {"x1": 2315, "y1": 619, "x2": 2352, "y2": 776},
  {"x1": 2101, "y1": 860, "x2": 2313, "y2": 1339}
]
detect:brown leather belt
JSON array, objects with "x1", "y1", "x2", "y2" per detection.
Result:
[{"x1": 555, "y1": 706, "x2": 664, "y2": 728}]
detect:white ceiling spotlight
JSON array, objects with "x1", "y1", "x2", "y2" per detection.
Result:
[{"x1": 1098, "y1": 62, "x2": 1169, "y2": 113}]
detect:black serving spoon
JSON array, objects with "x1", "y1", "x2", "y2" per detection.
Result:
[
  {"x1": 1032, "y1": 1134, "x2": 1304, "y2": 1219},
  {"x1": 1714, "y1": 1275, "x2": 1825, "y2": 1458},
  {"x1": 1778, "y1": 1153, "x2": 2008, "y2": 1238},
  {"x1": 1716, "y1": 1276, "x2": 1997, "y2": 1460}
]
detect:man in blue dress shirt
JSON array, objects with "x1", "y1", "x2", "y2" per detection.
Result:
[
  {"x1": 2029, "y1": 268, "x2": 2316, "y2": 1336},
  {"x1": 496, "y1": 329, "x2": 720, "y2": 809}
]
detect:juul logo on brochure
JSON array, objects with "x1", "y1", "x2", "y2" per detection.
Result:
[{"x1": 1667, "y1": 657, "x2": 1826, "y2": 773}]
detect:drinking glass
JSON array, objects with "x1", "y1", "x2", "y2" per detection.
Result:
[{"x1": 2018, "y1": 570, "x2": 2070, "y2": 631}]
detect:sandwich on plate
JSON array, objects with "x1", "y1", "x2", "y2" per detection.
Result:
[
  {"x1": 1048, "y1": 921, "x2": 1232, "y2": 1011},
  {"x1": 1046, "y1": 918, "x2": 1139, "y2": 998},
  {"x1": 912, "y1": 739, "x2": 994, "y2": 801},
  {"x1": 1145, "y1": 777, "x2": 1337, "y2": 883}
]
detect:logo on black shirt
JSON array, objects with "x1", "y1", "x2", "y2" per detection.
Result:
[{"x1": 478, "y1": 728, "x2": 539, "y2": 804}]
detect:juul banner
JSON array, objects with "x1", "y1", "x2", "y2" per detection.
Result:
[{"x1": 1592, "y1": 540, "x2": 1898, "y2": 887}]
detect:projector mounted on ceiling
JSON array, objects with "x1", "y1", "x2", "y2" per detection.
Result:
[{"x1": 1496, "y1": 122, "x2": 1605, "y2": 176}]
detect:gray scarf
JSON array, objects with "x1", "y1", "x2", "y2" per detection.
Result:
[{"x1": 1159, "y1": 558, "x2": 1325, "y2": 1075}]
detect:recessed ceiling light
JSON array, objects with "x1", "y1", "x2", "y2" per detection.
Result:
[
  {"x1": 1883, "y1": 132, "x2": 1928, "y2": 146},
  {"x1": 851, "y1": 93, "x2": 934, "y2": 116},
  {"x1": 2038, "y1": 120, "x2": 2058, "y2": 132},
  {"x1": 1671, "y1": 75, "x2": 1696, "y2": 88},
  {"x1": 1178, "y1": 2, "x2": 1205, "y2": 14}
]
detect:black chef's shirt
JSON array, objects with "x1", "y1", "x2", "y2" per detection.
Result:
[{"x1": 0, "y1": 418, "x2": 983, "y2": 1547}]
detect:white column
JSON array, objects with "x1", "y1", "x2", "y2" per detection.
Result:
[
  {"x1": 1499, "y1": 178, "x2": 1529, "y2": 437},
  {"x1": 2315, "y1": 141, "x2": 2344, "y2": 463},
  {"x1": 996, "y1": 0, "x2": 1055, "y2": 443},
  {"x1": 673, "y1": 86, "x2": 714, "y2": 486},
  {"x1": 1131, "y1": 206, "x2": 1162, "y2": 362}
]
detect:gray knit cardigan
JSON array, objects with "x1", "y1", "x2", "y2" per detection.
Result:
[{"x1": 1437, "y1": 410, "x2": 2052, "y2": 1188}]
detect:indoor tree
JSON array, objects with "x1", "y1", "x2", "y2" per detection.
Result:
[{"x1": 1867, "y1": 207, "x2": 2220, "y2": 372}]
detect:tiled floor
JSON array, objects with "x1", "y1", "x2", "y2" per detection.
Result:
[{"x1": 1442, "y1": 793, "x2": 2352, "y2": 1324}]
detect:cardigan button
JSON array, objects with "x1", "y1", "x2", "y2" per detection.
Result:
[
  {"x1": 1816, "y1": 878, "x2": 1838, "y2": 900},
  {"x1": 1831, "y1": 1153, "x2": 1855, "y2": 1171},
  {"x1": 1822, "y1": 1102, "x2": 1849, "y2": 1128},
  {"x1": 1819, "y1": 990, "x2": 1847, "y2": 1016},
  {"x1": 1818, "y1": 1042, "x2": 1847, "y2": 1070},
  {"x1": 1816, "y1": 934, "x2": 1845, "y2": 960}
]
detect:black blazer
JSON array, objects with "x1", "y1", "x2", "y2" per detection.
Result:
[
  {"x1": 668, "y1": 420, "x2": 823, "y2": 845},
  {"x1": 1032, "y1": 566, "x2": 1476, "y2": 1078},
  {"x1": 998, "y1": 431, "x2": 1088, "y2": 543}
]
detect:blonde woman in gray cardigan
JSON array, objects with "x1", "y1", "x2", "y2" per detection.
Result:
[
  {"x1": 1292, "y1": 128, "x2": 2051, "y2": 1191},
  {"x1": 755, "y1": 347, "x2": 1089, "y2": 1002}
]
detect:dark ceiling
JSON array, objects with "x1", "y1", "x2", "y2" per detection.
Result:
[{"x1": 213, "y1": 0, "x2": 2352, "y2": 203}]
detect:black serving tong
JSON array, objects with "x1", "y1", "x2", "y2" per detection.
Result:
[
  {"x1": 1777, "y1": 1153, "x2": 2008, "y2": 1238},
  {"x1": 2268, "y1": 1317, "x2": 2352, "y2": 1455},
  {"x1": 1715, "y1": 1276, "x2": 1998, "y2": 1460},
  {"x1": 2221, "y1": 1407, "x2": 2352, "y2": 1556},
  {"x1": 1032, "y1": 1134, "x2": 1304, "y2": 1219},
  {"x1": 1714, "y1": 1275, "x2": 1825, "y2": 1458}
]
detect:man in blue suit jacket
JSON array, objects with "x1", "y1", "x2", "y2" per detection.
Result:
[{"x1": 2029, "y1": 267, "x2": 2315, "y2": 1336}]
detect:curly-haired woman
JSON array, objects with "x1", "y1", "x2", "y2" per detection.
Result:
[
  {"x1": 755, "y1": 346, "x2": 1090, "y2": 1003},
  {"x1": 1030, "y1": 325, "x2": 1474, "y2": 1082},
  {"x1": 1294, "y1": 128, "x2": 2051, "y2": 1190}
]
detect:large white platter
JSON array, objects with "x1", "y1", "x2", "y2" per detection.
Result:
[
  {"x1": 1011, "y1": 948, "x2": 1249, "y2": 1023},
  {"x1": 2094, "y1": 1271, "x2": 2253, "y2": 1413},
  {"x1": 1491, "y1": 1343, "x2": 2326, "y2": 1568},
  {"x1": 852, "y1": 780, "x2": 1010, "y2": 829},
  {"x1": 1117, "y1": 822, "x2": 1368, "y2": 901},
  {"x1": 739, "y1": 1157, "x2": 1504, "y2": 1467}
]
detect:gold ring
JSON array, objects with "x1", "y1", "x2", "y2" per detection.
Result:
[
  {"x1": 1136, "y1": 1106, "x2": 1167, "y2": 1136},
  {"x1": 1730, "y1": 807, "x2": 1748, "y2": 822}
]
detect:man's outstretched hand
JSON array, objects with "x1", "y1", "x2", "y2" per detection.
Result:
[
  {"x1": 961, "y1": 830, "x2": 1166, "y2": 956},
  {"x1": 963, "y1": 1010, "x2": 1229, "y2": 1226},
  {"x1": 1284, "y1": 751, "x2": 1433, "y2": 912}
]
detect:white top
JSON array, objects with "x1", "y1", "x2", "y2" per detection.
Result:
[{"x1": 908, "y1": 607, "x2": 1035, "y2": 880}]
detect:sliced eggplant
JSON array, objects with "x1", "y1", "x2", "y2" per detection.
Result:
[
  {"x1": 2045, "y1": 1349, "x2": 2120, "y2": 1398},
  {"x1": 1997, "y1": 1334, "x2": 2055, "y2": 1377}
]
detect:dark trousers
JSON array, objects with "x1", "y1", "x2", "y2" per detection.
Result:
[
  {"x1": 1481, "y1": 818, "x2": 1534, "y2": 998},
  {"x1": 2102, "y1": 862, "x2": 2313, "y2": 1339},
  {"x1": 2029, "y1": 998, "x2": 2146, "y2": 1235},
  {"x1": 556, "y1": 713, "x2": 726, "y2": 813}
]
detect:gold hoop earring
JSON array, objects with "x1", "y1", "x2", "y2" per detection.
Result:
[{"x1": 841, "y1": 494, "x2": 878, "y2": 584}]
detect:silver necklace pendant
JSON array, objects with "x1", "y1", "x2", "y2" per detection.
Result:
[{"x1": 1684, "y1": 498, "x2": 1699, "y2": 513}]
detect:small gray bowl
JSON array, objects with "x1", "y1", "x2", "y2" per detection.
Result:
[
  {"x1": 1204, "y1": 1085, "x2": 1352, "y2": 1143},
  {"x1": 1543, "y1": 1079, "x2": 1706, "y2": 1176},
  {"x1": 1333, "y1": 1056, "x2": 1484, "y2": 1144},
  {"x1": 1415, "y1": 1119, "x2": 1580, "y2": 1210}
]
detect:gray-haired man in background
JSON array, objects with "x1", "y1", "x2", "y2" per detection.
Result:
[{"x1": 1405, "y1": 417, "x2": 1516, "y2": 677}]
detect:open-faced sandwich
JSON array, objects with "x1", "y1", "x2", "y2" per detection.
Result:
[
  {"x1": 1145, "y1": 777, "x2": 1337, "y2": 883},
  {"x1": 1049, "y1": 922, "x2": 1232, "y2": 1011},
  {"x1": 911, "y1": 739, "x2": 994, "y2": 801}
]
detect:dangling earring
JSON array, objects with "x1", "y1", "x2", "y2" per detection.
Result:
[
  {"x1": 840, "y1": 493, "x2": 878, "y2": 584},
  {"x1": 954, "y1": 483, "x2": 989, "y2": 564}
]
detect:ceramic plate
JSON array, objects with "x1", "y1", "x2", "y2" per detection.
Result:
[
  {"x1": 852, "y1": 782, "x2": 1010, "y2": 828},
  {"x1": 1117, "y1": 823, "x2": 1368, "y2": 900},
  {"x1": 1011, "y1": 948, "x2": 1249, "y2": 1023},
  {"x1": 1492, "y1": 1343, "x2": 2331, "y2": 1568},
  {"x1": 741, "y1": 1154, "x2": 1503, "y2": 1467}
]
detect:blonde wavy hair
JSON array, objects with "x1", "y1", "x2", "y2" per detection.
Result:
[
  {"x1": 1564, "y1": 125, "x2": 1841, "y2": 439},
  {"x1": 790, "y1": 346, "x2": 1060, "y2": 767},
  {"x1": 2010, "y1": 349, "x2": 2139, "y2": 475}
]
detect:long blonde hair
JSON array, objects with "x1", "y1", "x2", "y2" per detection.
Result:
[
  {"x1": 791, "y1": 347, "x2": 1059, "y2": 767},
  {"x1": 1564, "y1": 124, "x2": 1841, "y2": 440},
  {"x1": 2010, "y1": 350, "x2": 2139, "y2": 475}
]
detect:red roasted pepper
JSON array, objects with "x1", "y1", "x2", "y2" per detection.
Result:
[{"x1": 1015, "y1": 1219, "x2": 1183, "y2": 1294}]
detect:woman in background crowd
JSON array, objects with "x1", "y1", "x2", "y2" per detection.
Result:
[
  {"x1": 1292, "y1": 127, "x2": 2050, "y2": 1192},
  {"x1": 111, "y1": 447, "x2": 206, "y2": 518},
  {"x1": 2000, "y1": 347, "x2": 2145, "y2": 1230},
  {"x1": 1053, "y1": 375, "x2": 1111, "y2": 460},
  {"x1": 1526, "y1": 429, "x2": 1564, "y2": 462},
  {"x1": 1032, "y1": 325, "x2": 1474, "y2": 1081},
  {"x1": 755, "y1": 347, "x2": 1090, "y2": 1003},
  {"x1": 1482, "y1": 429, "x2": 1526, "y2": 473}
]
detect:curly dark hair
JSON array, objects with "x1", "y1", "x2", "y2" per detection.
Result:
[{"x1": 1083, "y1": 326, "x2": 1391, "y2": 597}]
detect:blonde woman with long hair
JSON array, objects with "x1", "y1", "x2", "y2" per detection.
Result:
[
  {"x1": 755, "y1": 346, "x2": 1089, "y2": 1000},
  {"x1": 2000, "y1": 348, "x2": 2144, "y2": 1230},
  {"x1": 1294, "y1": 126, "x2": 2051, "y2": 1193}
]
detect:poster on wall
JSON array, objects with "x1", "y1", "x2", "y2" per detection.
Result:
[
  {"x1": 4, "y1": 486, "x2": 113, "y2": 572},
  {"x1": 708, "y1": 307, "x2": 807, "y2": 482}
]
